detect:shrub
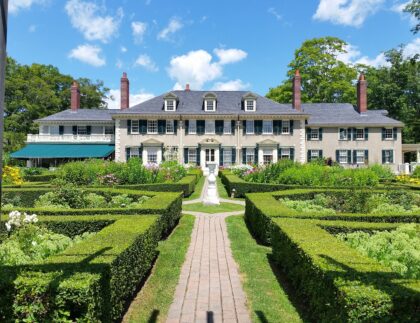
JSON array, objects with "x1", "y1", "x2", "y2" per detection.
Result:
[
  {"x1": 2, "y1": 166, "x2": 23, "y2": 185},
  {"x1": 412, "y1": 166, "x2": 420, "y2": 179},
  {"x1": 279, "y1": 198, "x2": 336, "y2": 216}
]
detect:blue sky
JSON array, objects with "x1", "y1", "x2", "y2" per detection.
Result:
[{"x1": 7, "y1": 0, "x2": 419, "y2": 108}]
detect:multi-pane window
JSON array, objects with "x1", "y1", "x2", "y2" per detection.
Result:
[
  {"x1": 281, "y1": 120, "x2": 290, "y2": 134},
  {"x1": 41, "y1": 125, "x2": 49, "y2": 135},
  {"x1": 189, "y1": 120, "x2": 197, "y2": 134},
  {"x1": 339, "y1": 128, "x2": 348, "y2": 140},
  {"x1": 131, "y1": 120, "x2": 139, "y2": 134},
  {"x1": 245, "y1": 100, "x2": 255, "y2": 111},
  {"x1": 205, "y1": 120, "x2": 215, "y2": 134},
  {"x1": 383, "y1": 150, "x2": 393, "y2": 164},
  {"x1": 104, "y1": 126, "x2": 114, "y2": 135},
  {"x1": 147, "y1": 120, "x2": 158, "y2": 134},
  {"x1": 310, "y1": 150, "x2": 320, "y2": 160},
  {"x1": 263, "y1": 120, "x2": 273, "y2": 134},
  {"x1": 77, "y1": 126, "x2": 88, "y2": 135},
  {"x1": 385, "y1": 128, "x2": 393, "y2": 139},
  {"x1": 188, "y1": 148, "x2": 197, "y2": 163},
  {"x1": 223, "y1": 149, "x2": 232, "y2": 166},
  {"x1": 166, "y1": 120, "x2": 175, "y2": 134},
  {"x1": 223, "y1": 120, "x2": 231, "y2": 134},
  {"x1": 50, "y1": 126, "x2": 59, "y2": 135},
  {"x1": 205, "y1": 100, "x2": 216, "y2": 111},
  {"x1": 263, "y1": 149, "x2": 273, "y2": 165},
  {"x1": 165, "y1": 146, "x2": 178, "y2": 161},
  {"x1": 246, "y1": 149, "x2": 255, "y2": 164},
  {"x1": 166, "y1": 100, "x2": 175, "y2": 111},
  {"x1": 130, "y1": 147, "x2": 140, "y2": 158},
  {"x1": 310, "y1": 129, "x2": 319, "y2": 140},
  {"x1": 356, "y1": 128, "x2": 365, "y2": 140},
  {"x1": 356, "y1": 150, "x2": 365, "y2": 164},
  {"x1": 246, "y1": 120, "x2": 254, "y2": 134},
  {"x1": 339, "y1": 150, "x2": 348, "y2": 164},
  {"x1": 147, "y1": 149, "x2": 158, "y2": 164},
  {"x1": 281, "y1": 148, "x2": 290, "y2": 159}
]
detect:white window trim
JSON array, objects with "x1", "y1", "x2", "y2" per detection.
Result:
[
  {"x1": 339, "y1": 128, "x2": 348, "y2": 141},
  {"x1": 131, "y1": 120, "x2": 139, "y2": 134},
  {"x1": 383, "y1": 150, "x2": 393, "y2": 164},
  {"x1": 147, "y1": 148, "x2": 158, "y2": 164},
  {"x1": 384, "y1": 128, "x2": 394, "y2": 140},
  {"x1": 338, "y1": 149, "x2": 348, "y2": 164},
  {"x1": 281, "y1": 120, "x2": 290, "y2": 134},
  {"x1": 165, "y1": 99, "x2": 176, "y2": 111},
  {"x1": 189, "y1": 120, "x2": 197, "y2": 134},
  {"x1": 280, "y1": 148, "x2": 291, "y2": 159},
  {"x1": 166, "y1": 120, "x2": 175, "y2": 134},
  {"x1": 205, "y1": 120, "x2": 215, "y2": 134},
  {"x1": 310, "y1": 150, "x2": 320, "y2": 160},
  {"x1": 77, "y1": 126, "x2": 88, "y2": 135},
  {"x1": 205, "y1": 99, "x2": 216, "y2": 112},
  {"x1": 310, "y1": 128, "x2": 319, "y2": 140},
  {"x1": 246, "y1": 148, "x2": 255, "y2": 164},
  {"x1": 245, "y1": 99, "x2": 256, "y2": 112},
  {"x1": 246, "y1": 120, "x2": 254, "y2": 135},
  {"x1": 356, "y1": 150, "x2": 365, "y2": 164},
  {"x1": 355, "y1": 128, "x2": 365, "y2": 140},
  {"x1": 223, "y1": 120, "x2": 232, "y2": 135},
  {"x1": 262, "y1": 149, "x2": 273, "y2": 165},
  {"x1": 188, "y1": 148, "x2": 197, "y2": 163},
  {"x1": 223, "y1": 149, "x2": 232, "y2": 166},
  {"x1": 147, "y1": 120, "x2": 158, "y2": 134},
  {"x1": 130, "y1": 147, "x2": 140, "y2": 158},
  {"x1": 263, "y1": 120, "x2": 273, "y2": 135}
]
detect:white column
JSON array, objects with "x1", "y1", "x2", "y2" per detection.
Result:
[
  {"x1": 115, "y1": 119, "x2": 122, "y2": 161},
  {"x1": 142, "y1": 148, "x2": 147, "y2": 165},
  {"x1": 179, "y1": 120, "x2": 183, "y2": 164},
  {"x1": 300, "y1": 119, "x2": 306, "y2": 163}
]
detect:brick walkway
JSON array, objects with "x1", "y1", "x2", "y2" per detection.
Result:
[{"x1": 166, "y1": 213, "x2": 251, "y2": 323}]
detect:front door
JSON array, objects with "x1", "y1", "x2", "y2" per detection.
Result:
[{"x1": 205, "y1": 148, "x2": 215, "y2": 163}]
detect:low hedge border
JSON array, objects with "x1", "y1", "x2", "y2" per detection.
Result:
[
  {"x1": 23, "y1": 173, "x2": 57, "y2": 182},
  {"x1": 245, "y1": 189, "x2": 420, "y2": 245},
  {"x1": 0, "y1": 215, "x2": 160, "y2": 322},
  {"x1": 271, "y1": 218, "x2": 420, "y2": 322}
]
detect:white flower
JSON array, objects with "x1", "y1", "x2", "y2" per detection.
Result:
[
  {"x1": 5, "y1": 222, "x2": 11, "y2": 232},
  {"x1": 31, "y1": 241, "x2": 37, "y2": 246}
]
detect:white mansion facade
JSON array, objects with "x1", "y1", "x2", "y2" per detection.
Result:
[{"x1": 12, "y1": 72, "x2": 403, "y2": 171}]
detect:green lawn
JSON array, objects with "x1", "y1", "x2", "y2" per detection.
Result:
[
  {"x1": 184, "y1": 176, "x2": 205, "y2": 201},
  {"x1": 183, "y1": 202, "x2": 244, "y2": 214},
  {"x1": 123, "y1": 215, "x2": 195, "y2": 323},
  {"x1": 226, "y1": 216, "x2": 304, "y2": 323},
  {"x1": 216, "y1": 176, "x2": 245, "y2": 201}
]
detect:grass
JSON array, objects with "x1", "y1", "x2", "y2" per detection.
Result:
[
  {"x1": 123, "y1": 215, "x2": 195, "y2": 323},
  {"x1": 184, "y1": 176, "x2": 205, "y2": 201},
  {"x1": 183, "y1": 202, "x2": 244, "y2": 214},
  {"x1": 217, "y1": 176, "x2": 245, "y2": 201},
  {"x1": 226, "y1": 216, "x2": 304, "y2": 323}
]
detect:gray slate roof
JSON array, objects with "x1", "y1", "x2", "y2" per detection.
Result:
[
  {"x1": 303, "y1": 103, "x2": 403, "y2": 126},
  {"x1": 37, "y1": 109, "x2": 115, "y2": 122}
]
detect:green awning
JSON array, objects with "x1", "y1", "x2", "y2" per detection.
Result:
[{"x1": 11, "y1": 144, "x2": 115, "y2": 159}]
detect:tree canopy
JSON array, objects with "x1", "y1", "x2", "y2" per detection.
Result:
[
  {"x1": 4, "y1": 57, "x2": 109, "y2": 152},
  {"x1": 404, "y1": 0, "x2": 420, "y2": 34}
]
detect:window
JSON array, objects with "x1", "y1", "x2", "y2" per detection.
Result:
[
  {"x1": 263, "y1": 120, "x2": 273, "y2": 134},
  {"x1": 205, "y1": 100, "x2": 216, "y2": 111},
  {"x1": 189, "y1": 120, "x2": 197, "y2": 134},
  {"x1": 165, "y1": 100, "x2": 175, "y2": 111},
  {"x1": 281, "y1": 148, "x2": 291, "y2": 159},
  {"x1": 384, "y1": 128, "x2": 393, "y2": 140},
  {"x1": 246, "y1": 149, "x2": 255, "y2": 164},
  {"x1": 356, "y1": 128, "x2": 365, "y2": 140},
  {"x1": 223, "y1": 120, "x2": 231, "y2": 134},
  {"x1": 310, "y1": 129, "x2": 319, "y2": 140},
  {"x1": 263, "y1": 149, "x2": 273, "y2": 165},
  {"x1": 223, "y1": 149, "x2": 232, "y2": 166},
  {"x1": 77, "y1": 126, "x2": 87, "y2": 135},
  {"x1": 49, "y1": 126, "x2": 59, "y2": 135},
  {"x1": 188, "y1": 148, "x2": 197, "y2": 163},
  {"x1": 205, "y1": 120, "x2": 215, "y2": 134},
  {"x1": 245, "y1": 100, "x2": 255, "y2": 111},
  {"x1": 338, "y1": 150, "x2": 348, "y2": 164},
  {"x1": 130, "y1": 147, "x2": 140, "y2": 158},
  {"x1": 147, "y1": 149, "x2": 158, "y2": 164},
  {"x1": 281, "y1": 120, "x2": 290, "y2": 134},
  {"x1": 383, "y1": 150, "x2": 393, "y2": 164},
  {"x1": 339, "y1": 128, "x2": 348, "y2": 140},
  {"x1": 310, "y1": 150, "x2": 319, "y2": 160},
  {"x1": 131, "y1": 120, "x2": 139, "y2": 134},
  {"x1": 246, "y1": 120, "x2": 254, "y2": 134},
  {"x1": 356, "y1": 150, "x2": 365, "y2": 164},
  {"x1": 166, "y1": 120, "x2": 175, "y2": 134},
  {"x1": 104, "y1": 126, "x2": 114, "y2": 135},
  {"x1": 41, "y1": 125, "x2": 49, "y2": 135},
  {"x1": 164, "y1": 146, "x2": 178, "y2": 161},
  {"x1": 147, "y1": 120, "x2": 158, "y2": 134}
]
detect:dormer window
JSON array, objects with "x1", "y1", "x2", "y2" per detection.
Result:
[
  {"x1": 245, "y1": 100, "x2": 256, "y2": 111},
  {"x1": 163, "y1": 92, "x2": 178, "y2": 111},
  {"x1": 242, "y1": 92, "x2": 257, "y2": 112},
  {"x1": 203, "y1": 92, "x2": 217, "y2": 112}
]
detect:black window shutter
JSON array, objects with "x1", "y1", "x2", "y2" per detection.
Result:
[
  {"x1": 393, "y1": 128, "x2": 397, "y2": 140},
  {"x1": 382, "y1": 150, "x2": 385, "y2": 164},
  {"x1": 161, "y1": 144, "x2": 165, "y2": 161},
  {"x1": 87, "y1": 126, "x2": 91, "y2": 135},
  {"x1": 127, "y1": 120, "x2": 131, "y2": 134},
  {"x1": 306, "y1": 128, "x2": 311, "y2": 141},
  {"x1": 273, "y1": 120, "x2": 280, "y2": 135},
  {"x1": 197, "y1": 120, "x2": 205, "y2": 135},
  {"x1": 139, "y1": 145, "x2": 143, "y2": 162},
  {"x1": 196, "y1": 145, "x2": 201, "y2": 165},
  {"x1": 364, "y1": 128, "x2": 369, "y2": 140},
  {"x1": 72, "y1": 125, "x2": 77, "y2": 135},
  {"x1": 347, "y1": 150, "x2": 352, "y2": 164},
  {"x1": 59, "y1": 126, "x2": 64, "y2": 135},
  {"x1": 185, "y1": 120, "x2": 189, "y2": 135},
  {"x1": 347, "y1": 128, "x2": 351, "y2": 140},
  {"x1": 174, "y1": 120, "x2": 178, "y2": 135},
  {"x1": 319, "y1": 150, "x2": 323, "y2": 159},
  {"x1": 290, "y1": 120, "x2": 294, "y2": 135},
  {"x1": 353, "y1": 150, "x2": 357, "y2": 164},
  {"x1": 335, "y1": 150, "x2": 339, "y2": 162},
  {"x1": 231, "y1": 120, "x2": 235, "y2": 135},
  {"x1": 184, "y1": 148, "x2": 188, "y2": 164},
  {"x1": 232, "y1": 148, "x2": 236, "y2": 165},
  {"x1": 254, "y1": 145, "x2": 258, "y2": 164},
  {"x1": 158, "y1": 120, "x2": 166, "y2": 134},
  {"x1": 242, "y1": 148, "x2": 246, "y2": 164},
  {"x1": 242, "y1": 120, "x2": 247, "y2": 135},
  {"x1": 220, "y1": 147, "x2": 224, "y2": 166},
  {"x1": 140, "y1": 120, "x2": 147, "y2": 134},
  {"x1": 126, "y1": 147, "x2": 130, "y2": 161},
  {"x1": 307, "y1": 150, "x2": 311, "y2": 162},
  {"x1": 381, "y1": 128, "x2": 385, "y2": 140},
  {"x1": 215, "y1": 120, "x2": 224, "y2": 135},
  {"x1": 352, "y1": 128, "x2": 357, "y2": 141},
  {"x1": 255, "y1": 120, "x2": 263, "y2": 135},
  {"x1": 277, "y1": 147, "x2": 282, "y2": 160},
  {"x1": 364, "y1": 150, "x2": 369, "y2": 163},
  {"x1": 290, "y1": 148, "x2": 295, "y2": 161},
  {"x1": 319, "y1": 128, "x2": 323, "y2": 141}
]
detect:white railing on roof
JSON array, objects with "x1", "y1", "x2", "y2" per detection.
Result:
[{"x1": 27, "y1": 134, "x2": 115, "y2": 143}]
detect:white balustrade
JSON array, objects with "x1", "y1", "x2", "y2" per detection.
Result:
[{"x1": 27, "y1": 134, "x2": 115, "y2": 143}]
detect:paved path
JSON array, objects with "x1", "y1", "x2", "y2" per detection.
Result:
[{"x1": 166, "y1": 213, "x2": 251, "y2": 323}]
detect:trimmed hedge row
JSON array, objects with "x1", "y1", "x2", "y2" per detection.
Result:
[
  {"x1": 24, "y1": 173, "x2": 57, "y2": 182},
  {"x1": 245, "y1": 189, "x2": 420, "y2": 245},
  {"x1": 0, "y1": 215, "x2": 160, "y2": 322},
  {"x1": 271, "y1": 218, "x2": 420, "y2": 322}
]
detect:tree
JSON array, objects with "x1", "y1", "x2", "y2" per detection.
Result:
[
  {"x1": 4, "y1": 57, "x2": 109, "y2": 152},
  {"x1": 404, "y1": 0, "x2": 420, "y2": 34},
  {"x1": 267, "y1": 37, "x2": 357, "y2": 104},
  {"x1": 363, "y1": 48, "x2": 420, "y2": 144}
]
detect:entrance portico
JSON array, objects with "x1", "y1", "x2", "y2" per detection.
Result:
[{"x1": 199, "y1": 138, "x2": 220, "y2": 174}]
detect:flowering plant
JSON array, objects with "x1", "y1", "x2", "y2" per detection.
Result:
[
  {"x1": 2, "y1": 166, "x2": 23, "y2": 185},
  {"x1": 99, "y1": 173, "x2": 120, "y2": 186},
  {"x1": 5, "y1": 210, "x2": 38, "y2": 233}
]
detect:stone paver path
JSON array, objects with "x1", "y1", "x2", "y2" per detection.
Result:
[{"x1": 166, "y1": 213, "x2": 251, "y2": 323}]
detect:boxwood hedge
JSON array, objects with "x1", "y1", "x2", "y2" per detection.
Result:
[
  {"x1": 271, "y1": 218, "x2": 420, "y2": 322},
  {"x1": 245, "y1": 189, "x2": 420, "y2": 245}
]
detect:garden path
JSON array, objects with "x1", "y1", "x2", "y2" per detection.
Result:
[{"x1": 167, "y1": 177, "x2": 250, "y2": 322}]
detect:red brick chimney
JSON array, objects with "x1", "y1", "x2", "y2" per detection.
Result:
[
  {"x1": 357, "y1": 73, "x2": 367, "y2": 114},
  {"x1": 120, "y1": 72, "x2": 129, "y2": 109},
  {"x1": 292, "y1": 70, "x2": 301, "y2": 111},
  {"x1": 70, "y1": 81, "x2": 80, "y2": 112},
  {"x1": 185, "y1": 83, "x2": 190, "y2": 91}
]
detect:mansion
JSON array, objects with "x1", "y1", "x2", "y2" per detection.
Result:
[{"x1": 11, "y1": 71, "x2": 403, "y2": 172}]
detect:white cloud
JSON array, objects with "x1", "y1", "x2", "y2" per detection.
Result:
[
  {"x1": 120, "y1": 46, "x2": 127, "y2": 53},
  {"x1": 65, "y1": 0, "x2": 123, "y2": 43},
  {"x1": 403, "y1": 38, "x2": 420, "y2": 58},
  {"x1": 313, "y1": 0, "x2": 385, "y2": 27},
  {"x1": 68, "y1": 44, "x2": 106, "y2": 67},
  {"x1": 28, "y1": 24, "x2": 37, "y2": 32},
  {"x1": 167, "y1": 48, "x2": 248, "y2": 90},
  {"x1": 157, "y1": 17, "x2": 183, "y2": 41},
  {"x1": 105, "y1": 88, "x2": 154, "y2": 109},
  {"x1": 268, "y1": 7, "x2": 282, "y2": 20},
  {"x1": 212, "y1": 79, "x2": 250, "y2": 91},
  {"x1": 214, "y1": 48, "x2": 248, "y2": 65},
  {"x1": 392, "y1": 1, "x2": 418, "y2": 27},
  {"x1": 134, "y1": 54, "x2": 159, "y2": 72},
  {"x1": 337, "y1": 44, "x2": 389, "y2": 67},
  {"x1": 9, "y1": 0, "x2": 47, "y2": 14},
  {"x1": 131, "y1": 21, "x2": 147, "y2": 43}
]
